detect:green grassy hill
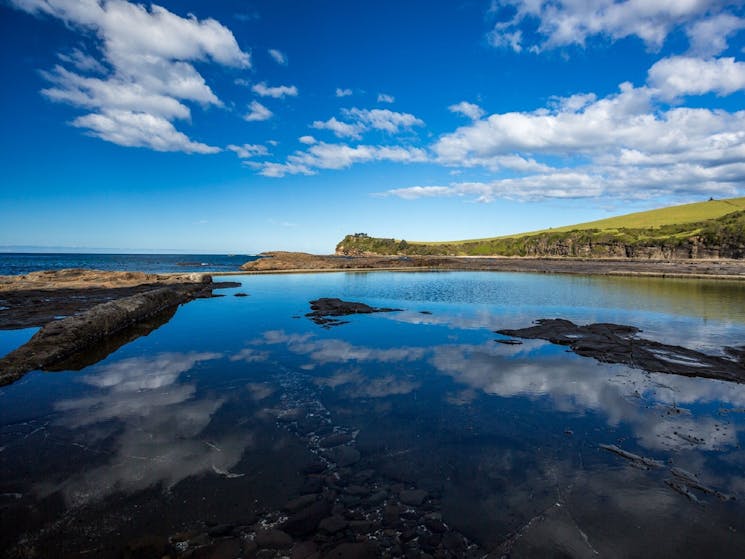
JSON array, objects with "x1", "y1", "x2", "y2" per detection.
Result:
[{"x1": 337, "y1": 197, "x2": 745, "y2": 259}]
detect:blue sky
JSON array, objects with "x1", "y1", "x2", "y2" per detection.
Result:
[{"x1": 2, "y1": 0, "x2": 745, "y2": 253}]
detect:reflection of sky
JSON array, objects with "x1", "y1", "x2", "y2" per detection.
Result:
[
  {"x1": 0, "y1": 326, "x2": 38, "y2": 358},
  {"x1": 47, "y1": 351, "x2": 253, "y2": 507},
  {"x1": 431, "y1": 341, "x2": 742, "y2": 452},
  {"x1": 3, "y1": 271, "x2": 745, "y2": 542},
  {"x1": 253, "y1": 325, "x2": 745, "y2": 457}
]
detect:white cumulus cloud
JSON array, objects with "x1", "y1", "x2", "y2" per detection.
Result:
[
  {"x1": 448, "y1": 101, "x2": 486, "y2": 120},
  {"x1": 244, "y1": 100, "x2": 273, "y2": 122},
  {"x1": 377, "y1": 93, "x2": 395, "y2": 103},
  {"x1": 648, "y1": 56, "x2": 745, "y2": 100},
  {"x1": 11, "y1": 0, "x2": 249, "y2": 153},
  {"x1": 252, "y1": 82, "x2": 299, "y2": 98},
  {"x1": 383, "y1": 72, "x2": 745, "y2": 202},
  {"x1": 488, "y1": 0, "x2": 744, "y2": 53},
  {"x1": 227, "y1": 143, "x2": 269, "y2": 158},
  {"x1": 312, "y1": 108, "x2": 424, "y2": 140},
  {"x1": 255, "y1": 142, "x2": 428, "y2": 178},
  {"x1": 335, "y1": 88, "x2": 353, "y2": 97}
]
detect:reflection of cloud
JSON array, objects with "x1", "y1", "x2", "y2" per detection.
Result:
[
  {"x1": 315, "y1": 368, "x2": 420, "y2": 398},
  {"x1": 229, "y1": 348, "x2": 269, "y2": 363},
  {"x1": 431, "y1": 342, "x2": 745, "y2": 452},
  {"x1": 78, "y1": 352, "x2": 221, "y2": 392},
  {"x1": 254, "y1": 330, "x2": 426, "y2": 365},
  {"x1": 246, "y1": 382, "x2": 274, "y2": 400},
  {"x1": 49, "y1": 351, "x2": 253, "y2": 506}
]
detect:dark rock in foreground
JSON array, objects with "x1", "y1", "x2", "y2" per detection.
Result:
[
  {"x1": 497, "y1": 318, "x2": 745, "y2": 383},
  {"x1": 0, "y1": 282, "x2": 219, "y2": 385},
  {"x1": 306, "y1": 298, "x2": 401, "y2": 327}
]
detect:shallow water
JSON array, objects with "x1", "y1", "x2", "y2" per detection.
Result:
[{"x1": 2, "y1": 271, "x2": 745, "y2": 558}]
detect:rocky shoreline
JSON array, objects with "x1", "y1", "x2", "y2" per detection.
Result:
[
  {"x1": 240, "y1": 252, "x2": 745, "y2": 280},
  {"x1": 0, "y1": 269, "x2": 238, "y2": 385}
]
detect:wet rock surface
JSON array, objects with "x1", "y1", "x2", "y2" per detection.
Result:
[
  {"x1": 497, "y1": 318, "x2": 745, "y2": 383},
  {"x1": 0, "y1": 279, "x2": 235, "y2": 385},
  {"x1": 306, "y1": 298, "x2": 401, "y2": 328}
]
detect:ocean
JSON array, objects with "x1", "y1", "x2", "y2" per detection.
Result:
[{"x1": 0, "y1": 252, "x2": 258, "y2": 275}]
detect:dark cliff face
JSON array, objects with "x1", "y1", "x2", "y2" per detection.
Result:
[{"x1": 517, "y1": 236, "x2": 745, "y2": 259}]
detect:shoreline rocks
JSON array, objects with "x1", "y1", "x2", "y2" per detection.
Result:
[
  {"x1": 240, "y1": 252, "x2": 745, "y2": 280},
  {"x1": 497, "y1": 318, "x2": 745, "y2": 383},
  {"x1": 0, "y1": 276, "x2": 234, "y2": 386},
  {"x1": 306, "y1": 298, "x2": 401, "y2": 328}
]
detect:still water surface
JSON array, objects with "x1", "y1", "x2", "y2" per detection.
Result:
[{"x1": 2, "y1": 271, "x2": 745, "y2": 557}]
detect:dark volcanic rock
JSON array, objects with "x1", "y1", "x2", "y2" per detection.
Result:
[
  {"x1": 282, "y1": 500, "x2": 332, "y2": 537},
  {"x1": 284, "y1": 494, "x2": 319, "y2": 513},
  {"x1": 318, "y1": 515, "x2": 348, "y2": 534},
  {"x1": 328, "y1": 446, "x2": 361, "y2": 467},
  {"x1": 323, "y1": 541, "x2": 378, "y2": 559},
  {"x1": 320, "y1": 432, "x2": 354, "y2": 448},
  {"x1": 0, "y1": 283, "x2": 213, "y2": 386},
  {"x1": 399, "y1": 489, "x2": 428, "y2": 506},
  {"x1": 497, "y1": 318, "x2": 745, "y2": 383},
  {"x1": 255, "y1": 528, "x2": 293, "y2": 549},
  {"x1": 306, "y1": 298, "x2": 401, "y2": 327}
]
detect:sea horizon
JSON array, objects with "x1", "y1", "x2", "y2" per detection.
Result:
[{"x1": 0, "y1": 252, "x2": 258, "y2": 276}]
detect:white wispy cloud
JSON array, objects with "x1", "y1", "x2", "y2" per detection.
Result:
[
  {"x1": 244, "y1": 100, "x2": 273, "y2": 122},
  {"x1": 268, "y1": 48, "x2": 287, "y2": 65},
  {"x1": 312, "y1": 108, "x2": 424, "y2": 139},
  {"x1": 57, "y1": 47, "x2": 106, "y2": 74},
  {"x1": 11, "y1": 0, "x2": 249, "y2": 153},
  {"x1": 252, "y1": 82, "x2": 298, "y2": 98},
  {"x1": 254, "y1": 142, "x2": 428, "y2": 177},
  {"x1": 448, "y1": 101, "x2": 485, "y2": 120},
  {"x1": 298, "y1": 135, "x2": 317, "y2": 145},
  {"x1": 335, "y1": 88, "x2": 353, "y2": 97},
  {"x1": 488, "y1": 1, "x2": 745, "y2": 54},
  {"x1": 227, "y1": 143, "x2": 269, "y2": 158},
  {"x1": 377, "y1": 93, "x2": 395, "y2": 103}
]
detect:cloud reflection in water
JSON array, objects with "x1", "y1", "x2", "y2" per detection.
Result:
[{"x1": 49, "y1": 351, "x2": 254, "y2": 507}]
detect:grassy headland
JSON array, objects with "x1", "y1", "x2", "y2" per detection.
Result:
[{"x1": 336, "y1": 197, "x2": 745, "y2": 258}]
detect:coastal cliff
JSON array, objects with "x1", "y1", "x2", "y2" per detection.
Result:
[{"x1": 336, "y1": 210, "x2": 745, "y2": 259}]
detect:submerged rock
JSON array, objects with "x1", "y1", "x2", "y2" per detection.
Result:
[
  {"x1": 599, "y1": 444, "x2": 665, "y2": 470},
  {"x1": 497, "y1": 318, "x2": 745, "y2": 383}
]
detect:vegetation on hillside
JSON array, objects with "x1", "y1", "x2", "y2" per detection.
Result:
[{"x1": 336, "y1": 206, "x2": 745, "y2": 258}]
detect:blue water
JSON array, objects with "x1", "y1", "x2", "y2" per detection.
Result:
[
  {"x1": 0, "y1": 252, "x2": 257, "y2": 275},
  {"x1": 2, "y1": 271, "x2": 745, "y2": 558}
]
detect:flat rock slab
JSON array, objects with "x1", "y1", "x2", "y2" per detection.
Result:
[
  {"x1": 306, "y1": 298, "x2": 401, "y2": 328},
  {"x1": 497, "y1": 318, "x2": 745, "y2": 383},
  {"x1": 0, "y1": 283, "x2": 212, "y2": 385}
]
